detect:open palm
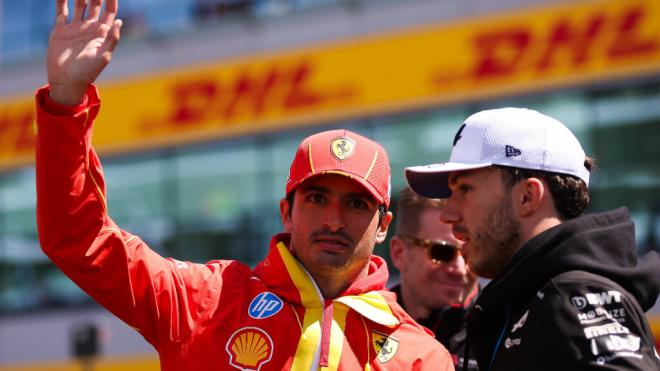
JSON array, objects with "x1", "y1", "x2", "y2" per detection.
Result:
[{"x1": 47, "y1": 0, "x2": 122, "y2": 104}]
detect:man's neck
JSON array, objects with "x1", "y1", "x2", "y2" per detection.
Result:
[
  {"x1": 314, "y1": 264, "x2": 369, "y2": 299},
  {"x1": 520, "y1": 215, "x2": 562, "y2": 249},
  {"x1": 400, "y1": 284, "x2": 432, "y2": 321}
]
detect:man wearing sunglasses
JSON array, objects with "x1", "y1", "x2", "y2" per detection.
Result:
[
  {"x1": 390, "y1": 187, "x2": 480, "y2": 370},
  {"x1": 405, "y1": 108, "x2": 660, "y2": 370}
]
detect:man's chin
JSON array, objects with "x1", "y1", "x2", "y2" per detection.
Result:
[
  {"x1": 430, "y1": 284, "x2": 465, "y2": 300},
  {"x1": 311, "y1": 255, "x2": 350, "y2": 271}
]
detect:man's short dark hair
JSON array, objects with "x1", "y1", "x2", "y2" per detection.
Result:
[{"x1": 496, "y1": 157, "x2": 595, "y2": 220}]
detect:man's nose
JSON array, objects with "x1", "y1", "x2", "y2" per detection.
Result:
[
  {"x1": 439, "y1": 196, "x2": 460, "y2": 225},
  {"x1": 442, "y1": 254, "x2": 469, "y2": 277},
  {"x1": 321, "y1": 202, "x2": 344, "y2": 232}
]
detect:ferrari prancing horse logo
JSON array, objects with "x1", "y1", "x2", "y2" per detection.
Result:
[
  {"x1": 331, "y1": 137, "x2": 356, "y2": 161},
  {"x1": 372, "y1": 330, "x2": 399, "y2": 363}
]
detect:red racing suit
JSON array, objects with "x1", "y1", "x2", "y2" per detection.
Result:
[{"x1": 35, "y1": 85, "x2": 454, "y2": 371}]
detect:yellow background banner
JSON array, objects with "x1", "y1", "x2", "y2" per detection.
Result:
[{"x1": 1, "y1": 0, "x2": 659, "y2": 169}]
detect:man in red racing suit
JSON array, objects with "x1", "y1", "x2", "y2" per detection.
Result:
[{"x1": 35, "y1": 1, "x2": 453, "y2": 370}]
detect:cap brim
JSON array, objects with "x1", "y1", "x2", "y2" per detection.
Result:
[{"x1": 405, "y1": 162, "x2": 492, "y2": 198}]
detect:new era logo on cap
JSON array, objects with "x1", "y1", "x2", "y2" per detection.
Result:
[
  {"x1": 505, "y1": 145, "x2": 521, "y2": 157},
  {"x1": 286, "y1": 129, "x2": 391, "y2": 208},
  {"x1": 405, "y1": 108, "x2": 590, "y2": 199}
]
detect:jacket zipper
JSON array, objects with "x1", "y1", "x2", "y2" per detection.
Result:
[{"x1": 487, "y1": 306, "x2": 511, "y2": 371}]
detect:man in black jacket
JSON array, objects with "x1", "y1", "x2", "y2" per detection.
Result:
[
  {"x1": 389, "y1": 187, "x2": 480, "y2": 370},
  {"x1": 405, "y1": 107, "x2": 660, "y2": 370}
]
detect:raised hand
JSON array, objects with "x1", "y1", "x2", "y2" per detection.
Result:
[{"x1": 47, "y1": 0, "x2": 122, "y2": 105}]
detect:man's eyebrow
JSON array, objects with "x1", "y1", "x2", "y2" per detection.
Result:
[
  {"x1": 448, "y1": 172, "x2": 465, "y2": 187},
  {"x1": 345, "y1": 189, "x2": 380, "y2": 208},
  {"x1": 346, "y1": 191, "x2": 376, "y2": 202},
  {"x1": 299, "y1": 184, "x2": 375, "y2": 202},
  {"x1": 299, "y1": 184, "x2": 330, "y2": 194}
]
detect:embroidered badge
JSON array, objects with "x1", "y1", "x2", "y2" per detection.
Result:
[
  {"x1": 248, "y1": 292, "x2": 283, "y2": 319},
  {"x1": 226, "y1": 327, "x2": 274, "y2": 371},
  {"x1": 372, "y1": 330, "x2": 399, "y2": 363},
  {"x1": 331, "y1": 137, "x2": 356, "y2": 161}
]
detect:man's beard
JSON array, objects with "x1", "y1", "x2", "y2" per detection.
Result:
[{"x1": 471, "y1": 195, "x2": 521, "y2": 279}]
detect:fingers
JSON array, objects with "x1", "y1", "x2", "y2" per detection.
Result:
[
  {"x1": 100, "y1": 19, "x2": 122, "y2": 61},
  {"x1": 100, "y1": 0, "x2": 118, "y2": 26},
  {"x1": 85, "y1": 0, "x2": 103, "y2": 22},
  {"x1": 72, "y1": 0, "x2": 87, "y2": 22},
  {"x1": 62, "y1": 0, "x2": 118, "y2": 25},
  {"x1": 55, "y1": 0, "x2": 68, "y2": 25}
]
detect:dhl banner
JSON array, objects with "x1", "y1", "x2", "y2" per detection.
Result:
[{"x1": 1, "y1": 0, "x2": 659, "y2": 169}]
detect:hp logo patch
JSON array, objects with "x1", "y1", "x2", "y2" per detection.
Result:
[{"x1": 248, "y1": 292, "x2": 283, "y2": 319}]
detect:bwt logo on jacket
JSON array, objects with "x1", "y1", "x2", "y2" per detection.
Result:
[
  {"x1": 571, "y1": 291, "x2": 622, "y2": 309},
  {"x1": 248, "y1": 292, "x2": 283, "y2": 319}
]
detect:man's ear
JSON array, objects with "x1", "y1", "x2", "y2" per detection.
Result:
[
  {"x1": 517, "y1": 177, "x2": 545, "y2": 217},
  {"x1": 280, "y1": 197, "x2": 292, "y2": 232},
  {"x1": 375, "y1": 210, "x2": 393, "y2": 244},
  {"x1": 389, "y1": 236, "x2": 407, "y2": 271}
]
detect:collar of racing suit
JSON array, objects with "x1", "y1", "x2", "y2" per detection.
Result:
[{"x1": 253, "y1": 233, "x2": 399, "y2": 368}]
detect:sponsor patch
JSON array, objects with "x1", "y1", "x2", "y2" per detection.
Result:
[
  {"x1": 577, "y1": 307, "x2": 627, "y2": 325},
  {"x1": 331, "y1": 137, "x2": 356, "y2": 161},
  {"x1": 372, "y1": 331, "x2": 399, "y2": 363},
  {"x1": 248, "y1": 292, "x2": 283, "y2": 319},
  {"x1": 504, "y1": 337, "x2": 522, "y2": 349},
  {"x1": 584, "y1": 322, "x2": 630, "y2": 339},
  {"x1": 586, "y1": 291, "x2": 621, "y2": 305},
  {"x1": 505, "y1": 145, "x2": 521, "y2": 157},
  {"x1": 511, "y1": 311, "x2": 528, "y2": 333},
  {"x1": 571, "y1": 290, "x2": 622, "y2": 310},
  {"x1": 453, "y1": 124, "x2": 466, "y2": 146},
  {"x1": 571, "y1": 296, "x2": 588, "y2": 309},
  {"x1": 596, "y1": 352, "x2": 644, "y2": 365},
  {"x1": 591, "y1": 334, "x2": 641, "y2": 355},
  {"x1": 226, "y1": 327, "x2": 274, "y2": 371}
]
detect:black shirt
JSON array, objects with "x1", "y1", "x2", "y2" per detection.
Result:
[{"x1": 390, "y1": 283, "x2": 480, "y2": 370}]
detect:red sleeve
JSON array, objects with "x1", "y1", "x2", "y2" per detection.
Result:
[
  {"x1": 34, "y1": 85, "x2": 239, "y2": 349},
  {"x1": 41, "y1": 87, "x2": 89, "y2": 115},
  {"x1": 415, "y1": 344, "x2": 456, "y2": 371}
]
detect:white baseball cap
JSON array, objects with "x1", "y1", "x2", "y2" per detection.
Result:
[{"x1": 405, "y1": 107, "x2": 590, "y2": 198}]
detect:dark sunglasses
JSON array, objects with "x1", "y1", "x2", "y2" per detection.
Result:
[{"x1": 399, "y1": 235, "x2": 460, "y2": 263}]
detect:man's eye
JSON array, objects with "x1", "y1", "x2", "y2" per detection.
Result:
[
  {"x1": 308, "y1": 193, "x2": 325, "y2": 204},
  {"x1": 458, "y1": 184, "x2": 472, "y2": 195},
  {"x1": 349, "y1": 198, "x2": 369, "y2": 210}
]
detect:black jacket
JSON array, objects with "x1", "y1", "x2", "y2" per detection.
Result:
[
  {"x1": 467, "y1": 208, "x2": 660, "y2": 370},
  {"x1": 391, "y1": 283, "x2": 480, "y2": 370}
]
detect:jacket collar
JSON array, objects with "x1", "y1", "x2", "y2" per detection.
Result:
[
  {"x1": 253, "y1": 233, "x2": 399, "y2": 326},
  {"x1": 479, "y1": 208, "x2": 660, "y2": 311}
]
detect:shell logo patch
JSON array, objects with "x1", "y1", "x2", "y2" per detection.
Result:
[
  {"x1": 226, "y1": 327, "x2": 274, "y2": 371},
  {"x1": 372, "y1": 330, "x2": 399, "y2": 363},
  {"x1": 331, "y1": 137, "x2": 356, "y2": 161}
]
